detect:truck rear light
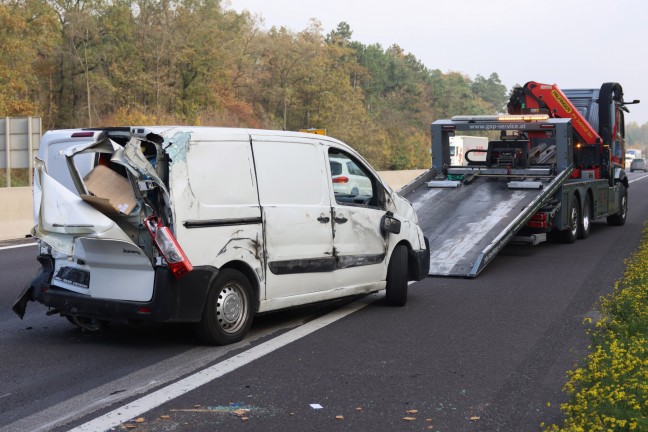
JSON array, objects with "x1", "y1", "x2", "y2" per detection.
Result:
[
  {"x1": 530, "y1": 213, "x2": 548, "y2": 222},
  {"x1": 332, "y1": 176, "x2": 349, "y2": 183},
  {"x1": 497, "y1": 114, "x2": 549, "y2": 122},
  {"x1": 527, "y1": 220, "x2": 548, "y2": 228},
  {"x1": 144, "y1": 216, "x2": 193, "y2": 279}
]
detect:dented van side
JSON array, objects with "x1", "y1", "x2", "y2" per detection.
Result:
[{"x1": 13, "y1": 126, "x2": 429, "y2": 345}]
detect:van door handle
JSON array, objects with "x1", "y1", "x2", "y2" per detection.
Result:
[
  {"x1": 334, "y1": 216, "x2": 348, "y2": 224},
  {"x1": 317, "y1": 216, "x2": 330, "y2": 223}
]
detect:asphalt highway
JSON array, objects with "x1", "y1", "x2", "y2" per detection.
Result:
[{"x1": 1, "y1": 172, "x2": 647, "y2": 432}]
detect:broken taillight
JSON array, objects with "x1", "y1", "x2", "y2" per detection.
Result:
[{"x1": 144, "y1": 215, "x2": 193, "y2": 279}]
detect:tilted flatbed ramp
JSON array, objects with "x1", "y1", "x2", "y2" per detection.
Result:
[{"x1": 403, "y1": 167, "x2": 571, "y2": 277}]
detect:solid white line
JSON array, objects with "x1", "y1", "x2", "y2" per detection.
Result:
[
  {"x1": 629, "y1": 174, "x2": 648, "y2": 184},
  {"x1": 0, "y1": 242, "x2": 36, "y2": 251},
  {"x1": 69, "y1": 293, "x2": 379, "y2": 432}
]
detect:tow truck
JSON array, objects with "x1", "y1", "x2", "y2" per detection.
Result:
[{"x1": 401, "y1": 82, "x2": 639, "y2": 277}]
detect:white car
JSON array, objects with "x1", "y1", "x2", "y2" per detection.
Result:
[
  {"x1": 630, "y1": 158, "x2": 647, "y2": 172},
  {"x1": 330, "y1": 155, "x2": 373, "y2": 197}
]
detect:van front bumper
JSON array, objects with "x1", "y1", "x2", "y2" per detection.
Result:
[
  {"x1": 408, "y1": 237, "x2": 430, "y2": 281},
  {"x1": 13, "y1": 255, "x2": 217, "y2": 323}
]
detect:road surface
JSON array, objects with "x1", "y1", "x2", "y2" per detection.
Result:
[{"x1": 1, "y1": 172, "x2": 647, "y2": 432}]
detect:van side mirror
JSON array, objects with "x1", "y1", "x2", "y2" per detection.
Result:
[{"x1": 381, "y1": 212, "x2": 401, "y2": 234}]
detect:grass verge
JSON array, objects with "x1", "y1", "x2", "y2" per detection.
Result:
[{"x1": 545, "y1": 223, "x2": 648, "y2": 431}]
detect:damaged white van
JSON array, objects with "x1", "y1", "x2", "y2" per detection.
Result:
[{"x1": 13, "y1": 127, "x2": 429, "y2": 345}]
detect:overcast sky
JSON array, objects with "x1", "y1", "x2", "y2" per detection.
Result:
[{"x1": 227, "y1": 0, "x2": 648, "y2": 124}]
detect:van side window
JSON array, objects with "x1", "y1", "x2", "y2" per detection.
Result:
[
  {"x1": 254, "y1": 141, "x2": 327, "y2": 206},
  {"x1": 328, "y1": 150, "x2": 377, "y2": 207}
]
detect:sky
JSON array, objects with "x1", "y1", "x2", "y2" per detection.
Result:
[{"x1": 226, "y1": 0, "x2": 648, "y2": 125}]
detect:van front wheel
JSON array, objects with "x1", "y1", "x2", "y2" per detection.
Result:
[
  {"x1": 195, "y1": 269, "x2": 254, "y2": 345},
  {"x1": 385, "y1": 244, "x2": 408, "y2": 306}
]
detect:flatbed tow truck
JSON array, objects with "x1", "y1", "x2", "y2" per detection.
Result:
[{"x1": 401, "y1": 82, "x2": 639, "y2": 277}]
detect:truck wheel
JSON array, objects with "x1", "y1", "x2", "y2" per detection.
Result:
[
  {"x1": 607, "y1": 184, "x2": 628, "y2": 226},
  {"x1": 578, "y1": 194, "x2": 592, "y2": 239},
  {"x1": 195, "y1": 269, "x2": 254, "y2": 345},
  {"x1": 558, "y1": 196, "x2": 579, "y2": 243},
  {"x1": 385, "y1": 244, "x2": 408, "y2": 306}
]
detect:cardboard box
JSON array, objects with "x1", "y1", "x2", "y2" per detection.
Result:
[{"x1": 81, "y1": 165, "x2": 137, "y2": 215}]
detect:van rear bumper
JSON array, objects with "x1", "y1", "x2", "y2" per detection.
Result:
[{"x1": 13, "y1": 255, "x2": 217, "y2": 323}]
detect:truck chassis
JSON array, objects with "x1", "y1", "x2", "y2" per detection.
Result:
[{"x1": 402, "y1": 117, "x2": 627, "y2": 277}]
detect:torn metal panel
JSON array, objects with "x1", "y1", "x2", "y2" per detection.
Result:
[
  {"x1": 113, "y1": 138, "x2": 168, "y2": 196},
  {"x1": 33, "y1": 158, "x2": 139, "y2": 256},
  {"x1": 64, "y1": 138, "x2": 121, "y2": 196}
]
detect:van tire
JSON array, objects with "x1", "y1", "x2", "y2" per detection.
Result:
[
  {"x1": 195, "y1": 269, "x2": 253, "y2": 345},
  {"x1": 385, "y1": 244, "x2": 408, "y2": 306}
]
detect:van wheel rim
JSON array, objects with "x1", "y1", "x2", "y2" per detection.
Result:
[{"x1": 217, "y1": 284, "x2": 247, "y2": 333}]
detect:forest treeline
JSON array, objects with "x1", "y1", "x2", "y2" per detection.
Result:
[{"x1": 1, "y1": 0, "x2": 646, "y2": 169}]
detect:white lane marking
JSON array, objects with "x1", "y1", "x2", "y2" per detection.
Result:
[
  {"x1": 69, "y1": 293, "x2": 379, "y2": 432},
  {"x1": 0, "y1": 242, "x2": 36, "y2": 251},
  {"x1": 1, "y1": 312, "x2": 321, "y2": 432},
  {"x1": 629, "y1": 174, "x2": 648, "y2": 184}
]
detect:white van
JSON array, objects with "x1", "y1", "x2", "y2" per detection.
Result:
[{"x1": 13, "y1": 126, "x2": 430, "y2": 345}]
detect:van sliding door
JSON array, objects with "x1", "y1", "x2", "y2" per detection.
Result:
[{"x1": 251, "y1": 138, "x2": 334, "y2": 299}]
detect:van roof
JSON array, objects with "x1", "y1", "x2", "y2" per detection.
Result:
[{"x1": 43, "y1": 126, "x2": 347, "y2": 147}]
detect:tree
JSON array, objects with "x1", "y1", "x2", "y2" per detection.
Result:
[
  {"x1": 471, "y1": 72, "x2": 508, "y2": 112},
  {"x1": 325, "y1": 21, "x2": 352, "y2": 45},
  {"x1": 0, "y1": 0, "x2": 58, "y2": 117}
]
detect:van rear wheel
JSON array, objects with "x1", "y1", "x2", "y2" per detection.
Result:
[
  {"x1": 195, "y1": 269, "x2": 253, "y2": 345},
  {"x1": 385, "y1": 244, "x2": 408, "y2": 306}
]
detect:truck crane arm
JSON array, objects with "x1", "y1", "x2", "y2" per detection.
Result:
[
  {"x1": 508, "y1": 82, "x2": 603, "y2": 146},
  {"x1": 508, "y1": 81, "x2": 638, "y2": 181}
]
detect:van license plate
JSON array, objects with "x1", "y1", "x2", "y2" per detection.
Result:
[{"x1": 53, "y1": 267, "x2": 90, "y2": 289}]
